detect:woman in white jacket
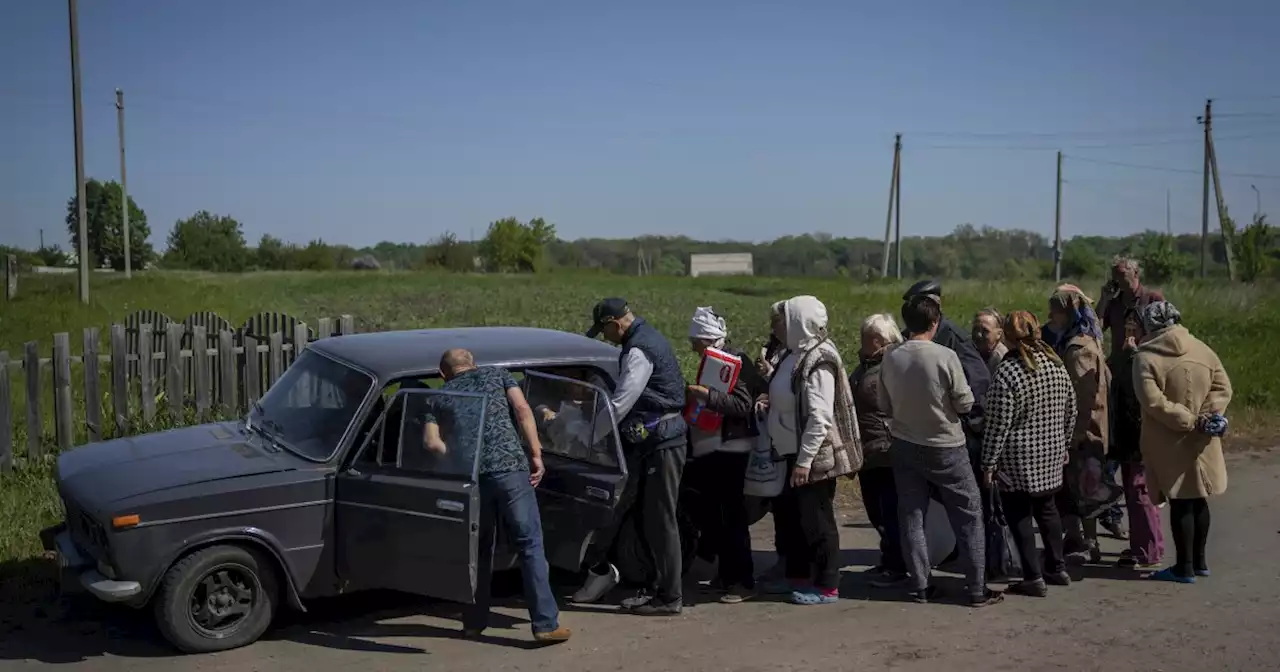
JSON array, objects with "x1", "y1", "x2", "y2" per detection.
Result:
[{"x1": 759, "y1": 296, "x2": 863, "y2": 605}]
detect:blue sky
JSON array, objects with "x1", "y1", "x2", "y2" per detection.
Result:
[{"x1": 3, "y1": 0, "x2": 1279, "y2": 251}]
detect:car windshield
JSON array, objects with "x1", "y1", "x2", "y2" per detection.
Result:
[{"x1": 249, "y1": 350, "x2": 375, "y2": 461}]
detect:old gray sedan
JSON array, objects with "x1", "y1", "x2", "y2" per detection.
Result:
[{"x1": 41, "y1": 327, "x2": 633, "y2": 653}]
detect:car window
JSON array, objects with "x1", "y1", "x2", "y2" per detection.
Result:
[
  {"x1": 522, "y1": 370, "x2": 620, "y2": 468},
  {"x1": 395, "y1": 389, "x2": 487, "y2": 479},
  {"x1": 251, "y1": 350, "x2": 374, "y2": 461}
]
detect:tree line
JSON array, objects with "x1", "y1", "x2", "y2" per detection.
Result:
[{"x1": 4, "y1": 178, "x2": 1274, "y2": 283}]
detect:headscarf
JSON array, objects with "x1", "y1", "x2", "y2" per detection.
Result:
[
  {"x1": 1140, "y1": 300, "x2": 1182, "y2": 335},
  {"x1": 1045, "y1": 283, "x2": 1104, "y2": 355},
  {"x1": 1004, "y1": 310, "x2": 1062, "y2": 371},
  {"x1": 689, "y1": 306, "x2": 728, "y2": 347}
]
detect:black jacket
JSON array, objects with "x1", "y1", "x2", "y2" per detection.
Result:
[
  {"x1": 701, "y1": 343, "x2": 761, "y2": 444},
  {"x1": 1108, "y1": 349, "x2": 1143, "y2": 463}
]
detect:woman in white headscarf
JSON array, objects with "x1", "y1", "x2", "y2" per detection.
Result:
[
  {"x1": 683, "y1": 307, "x2": 763, "y2": 603},
  {"x1": 757, "y1": 296, "x2": 862, "y2": 605}
]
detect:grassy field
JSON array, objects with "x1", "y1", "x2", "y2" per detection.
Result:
[{"x1": 2, "y1": 270, "x2": 1277, "y2": 591}]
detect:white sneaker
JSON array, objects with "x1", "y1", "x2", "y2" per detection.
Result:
[{"x1": 571, "y1": 564, "x2": 620, "y2": 603}]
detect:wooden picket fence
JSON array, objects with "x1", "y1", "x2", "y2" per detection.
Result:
[{"x1": 0, "y1": 312, "x2": 358, "y2": 472}]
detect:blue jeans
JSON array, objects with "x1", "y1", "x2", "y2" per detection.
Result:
[{"x1": 464, "y1": 470, "x2": 560, "y2": 634}]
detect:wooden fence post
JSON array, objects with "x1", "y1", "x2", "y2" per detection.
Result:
[
  {"x1": 0, "y1": 351, "x2": 11, "y2": 471},
  {"x1": 244, "y1": 335, "x2": 261, "y2": 409},
  {"x1": 268, "y1": 332, "x2": 284, "y2": 387},
  {"x1": 110, "y1": 324, "x2": 129, "y2": 434},
  {"x1": 82, "y1": 327, "x2": 101, "y2": 442},
  {"x1": 138, "y1": 324, "x2": 155, "y2": 424},
  {"x1": 165, "y1": 323, "x2": 184, "y2": 424},
  {"x1": 4, "y1": 255, "x2": 16, "y2": 301},
  {"x1": 25, "y1": 341, "x2": 41, "y2": 457},
  {"x1": 218, "y1": 329, "x2": 238, "y2": 413},
  {"x1": 340, "y1": 314, "x2": 355, "y2": 335},
  {"x1": 53, "y1": 333, "x2": 73, "y2": 451},
  {"x1": 193, "y1": 325, "x2": 210, "y2": 421}
]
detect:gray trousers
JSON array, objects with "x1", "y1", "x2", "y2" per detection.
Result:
[{"x1": 891, "y1": 438, "x2": 987, "y2": 597}]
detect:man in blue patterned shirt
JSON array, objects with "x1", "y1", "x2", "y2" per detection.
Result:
[{"x1": 422, "y1": 348, "x2": 571, "y2": 645}]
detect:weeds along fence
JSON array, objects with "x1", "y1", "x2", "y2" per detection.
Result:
[{"x1": 0, "y1": 311, "x2": 358, "y2": 472}]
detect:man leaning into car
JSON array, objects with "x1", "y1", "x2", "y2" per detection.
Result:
[{"x1": 422, "y1": 348, "x2": 573, "y2": 644}]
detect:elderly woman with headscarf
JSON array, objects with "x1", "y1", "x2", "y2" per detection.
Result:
[
  {"x1": 758, "y1": 295, "x2": 862, "y2": 605},
  {"x1": 755, "y1": 299, "x2": 794, "y2": 586},
  {"x1": 981, "y1": 311, "x2": 1077, "y2": 597},
  {"x1": 683, "y1": 307, "x2": 762, "y2": 603},
  {"x1": 1044, "y1": 283, "x2": 1120, "y2": 563},
  {"x1": 1132, "y1": 301, "x2": 1232, "y2": 583},
  {"x1": 1109, "y1": 312, "x2": 1164, "y2": 569}
]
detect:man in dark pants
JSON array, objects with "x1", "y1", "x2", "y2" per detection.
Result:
[{"x1": 571, "y1": 298, "x2": 688, "y2": 615}]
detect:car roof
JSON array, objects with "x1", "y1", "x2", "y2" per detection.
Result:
[{"x1": 309, "y1": 327, "x2": 620, "y2": 380}]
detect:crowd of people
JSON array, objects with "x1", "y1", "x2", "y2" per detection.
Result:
[{"x1": 443, "y1": 255, "x2": 1234, "y2": 643}]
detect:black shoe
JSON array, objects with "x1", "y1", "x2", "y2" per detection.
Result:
[
  {"x1": 1007, "y1": 579, "x2": 1048, "y2": 597},
  {"x1": 1044, "y1": 571, "x2": 1072, "y2": 586},
  {"x1": 906, "y1": 585, "x2": 939, "y2": 604},
  {"x1": 620, "y1": 589, "x2": 653, "y2": 610},
  {"x1": 630, "y1": 598, "x2": 683, "y2": 616},
  {"x1": 968, "y1": 588, "x2": 1005, "y2": 608}
]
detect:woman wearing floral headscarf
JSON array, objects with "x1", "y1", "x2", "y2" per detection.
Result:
[
  {"x1": 684, "y1": 307, "x2": 762, "y2": 603},
  {"x1": 1044, "y1": 284, "x2": 1118, "y2": 563},
  {"x1": 1132, "y1": 301, "x2": 1232, "y2": 583}
]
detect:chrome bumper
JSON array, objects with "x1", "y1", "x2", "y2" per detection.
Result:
[{"x1": 40, "y1": 524, "x2": 142, "y2": 603}]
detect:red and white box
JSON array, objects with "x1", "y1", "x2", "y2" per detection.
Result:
[{"x1": 683, "y1": 347, "x2": 742, "y2": 433}]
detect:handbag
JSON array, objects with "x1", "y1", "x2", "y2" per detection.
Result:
[
  {"x1": 743, "y1": 410, "x2": 786, "y2": 498},
  {"x1": 984, "y1": 484, "x2": 1023, "y2": 581}
]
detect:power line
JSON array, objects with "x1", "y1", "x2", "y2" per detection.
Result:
[
  {"x1": 1063, "y1": 154, "x2": 1280, "y2": 180},
  {"x1": 912, "y1": 129, "x2": 1280, "y2": 151}
]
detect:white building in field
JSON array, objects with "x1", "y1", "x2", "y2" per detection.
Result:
[{"x1": 689, "y1": 253, "x2": 753, "y2": 278}]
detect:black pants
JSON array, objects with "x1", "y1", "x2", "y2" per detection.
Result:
[
  {"x1": 587, "y1": 439, "x2": 686, "y2": 603},
  {"x1": 858, "y1": 466, "x2": 905, "y2": 573},
  {"x1": 780, "y1": 476, "x2": 841, "y2": 591},
  {"x1": 1000, "y1": 489, "x2": 1065, "y2": 582},
  {"x1": 687, "y1": 451, "x2": 754, "y2": 588},
  {"x1": 1169, "y1": 498, "x2": 1211, "y2": 577}
]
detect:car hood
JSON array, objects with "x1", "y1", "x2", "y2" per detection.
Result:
[{"x1": 56, "y1": 421, "x2": 297, "y2": 510}]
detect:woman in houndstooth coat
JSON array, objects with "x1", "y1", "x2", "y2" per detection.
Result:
[{"x1": 980, "y1": 311, "x2": 1078, "y2": 598}]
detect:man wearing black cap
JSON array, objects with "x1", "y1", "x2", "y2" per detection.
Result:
[{"x1": 573, "y1": 298, "x2": 688, "y2": 615}]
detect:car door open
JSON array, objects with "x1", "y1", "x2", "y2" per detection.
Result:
[
  {"x1": 335, "y1": 388, "x2": 486, "y2": 604},
  {"x1": 521, "y1": 370, "x2": 628, "y2": 571}
]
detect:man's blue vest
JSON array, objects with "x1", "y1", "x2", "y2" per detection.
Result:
[{"x1": 618, "y1": 317, "x2": 686, "y2": 427}]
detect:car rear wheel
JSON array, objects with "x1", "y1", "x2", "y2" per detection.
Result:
[{"x1": 154, "y1": 544, "x2": 279, "y2": 654}]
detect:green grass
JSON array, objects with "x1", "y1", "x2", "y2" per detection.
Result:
[{"x1": 2, "y1": 270, "x2": 1277, "y2": 589}]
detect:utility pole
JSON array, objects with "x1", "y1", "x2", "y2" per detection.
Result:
[
  {"x1": 1206, "y1": 132, "x2": 1237, "y2": 281},
  {"x1": 1198, "y1": 99, "x2": 1212, "y2": 278},
  {"x1": 39, "y1": 229, "x2": 44, "y2": 249},
  {"x1": 116, "y1": 89, "x2": 131, "y2": 278},
  {"x1": 880, "y1": 134, "x2": 901, "y2": 279},
  {"x1": 1166, "y1": 188, "x2": 1172, "y2": 235},
  {"x1": 69, "y1": 0, "x2": 89, "y2": 302},
  {"x1": 1253, "y1": 184, "x2": 1262, "y2": 221},
  {"x1": 894, "y1": 136, "x2": 903, "y2": 279},
  {"x1": 1053, "y1": 151, "x2": 1063, "y2": 282}
]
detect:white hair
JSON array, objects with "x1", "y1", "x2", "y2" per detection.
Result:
[
  {"x1": 1112, "y1": 255, "x2": 1141, "y2": 276},
  {"x1": 861, "y1": 313, "x2": 903, "y2": 345}
]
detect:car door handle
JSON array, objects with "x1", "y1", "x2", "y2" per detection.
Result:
[
  {"x1": 436, "y1": 499, "x2": 464, "y2": 513},
  {"x1": 585, "y1": 486, "x2": 610, "y2": 501}
]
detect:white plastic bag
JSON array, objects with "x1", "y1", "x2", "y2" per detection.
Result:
[{"x1": 744, "y1": 410, "x2": 785, "y2": 498}]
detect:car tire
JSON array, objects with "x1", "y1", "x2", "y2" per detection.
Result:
[{"x1": 153, "y1": 544, "x2": 279, "y2": 654}]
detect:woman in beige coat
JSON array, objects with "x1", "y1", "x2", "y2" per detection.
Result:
[{"x1": 1132, "y1": 301, "x2": 1232, "y2": 584}]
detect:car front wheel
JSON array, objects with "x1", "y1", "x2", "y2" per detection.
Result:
[{"x1": 153, "y1": 544, "x2": 279, "y2": 654}]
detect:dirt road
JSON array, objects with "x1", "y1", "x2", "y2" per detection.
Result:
[{"x1": 2, "y1": 449, "x2": 1278, "y2": 672}]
